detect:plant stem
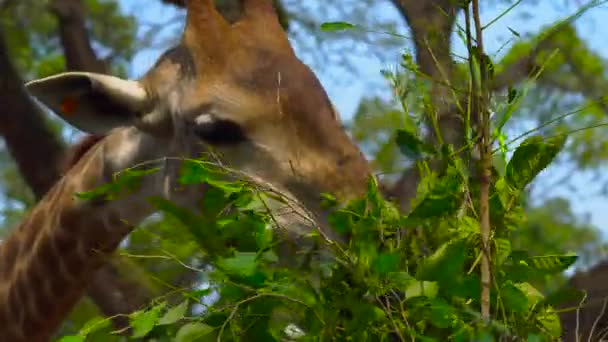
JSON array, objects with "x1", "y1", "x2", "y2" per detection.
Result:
[{"x1": 472, "y1": 0, "x2": 492, "y2": 321}]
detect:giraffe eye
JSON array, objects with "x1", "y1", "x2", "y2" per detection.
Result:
[{"x1": 193, "y1": 114, "x2": 247, "y2": 145}]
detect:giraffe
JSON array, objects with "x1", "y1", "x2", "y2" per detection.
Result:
[{"x1": 0, "y1": 0, "x2": 371, "y2": 340}]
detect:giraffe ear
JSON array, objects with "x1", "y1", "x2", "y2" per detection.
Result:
[{"x1": 26, "y1": 72, "x2": 150, "y2": 134}]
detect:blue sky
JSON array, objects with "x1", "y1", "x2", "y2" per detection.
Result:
[{"x1": 117, "y1": 0, "x2": 608, "y2": 233}]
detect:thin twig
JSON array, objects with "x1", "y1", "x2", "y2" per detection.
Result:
[
  {"x1": 588, "y1": 296, "x2": 608, "y2": 342},
  {"x1": 375, "y1": 295, "x2": 406, "y2": 342},
  {"x1": 469, "y1": 0, "x2": 493, "y2": 321},
  {"x1": 576, "y1": 292, "x2": 588, "y2": 342}
]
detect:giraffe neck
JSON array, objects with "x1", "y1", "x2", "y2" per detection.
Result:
[{"x1": 0, "y1": 128, "x2": 167, "y2": 341}]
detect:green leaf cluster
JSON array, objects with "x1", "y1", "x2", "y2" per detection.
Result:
[{"x1": 59, "y1": 127, "x2": 579, "y2": 340}]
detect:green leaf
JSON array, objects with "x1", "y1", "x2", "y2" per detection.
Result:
[
  {"x1": 320, "y1": 21, "x2": 356, "y2": 32},
  {"x1": 275, "y1": 282, "x2": 318, "y2": 306},
  {"x1": 405, "y1": 281, "x2": 438, "y2": 299},
  {"x1": 515, "y1": 282, "x2": 544, "y2": 307},
  {"x1": 179, "y1": 160, "x2": 244, "y2": 193},
  {"x1": 427, "y1": 299, "x2": 457, "y2": 329},
  {"x1": 407, "y1": 167, "x2": 463, "y2": 220},
  {"x1": 57, "y1": 337, "x2": 85, "y2": 342},
  {"x1": 507, "y1": 86, "x2": 518, "y2": 104},
  {"x1": 217, "y1": 252, "x2": 258, "y2": 277},
  {"x1": 395, "y1": 129, "x2": 434, "y2": 160},
  {"x1": 366, "y1": 176, "x2": 383, "y2": 216},
  {"x1": 189, "y1": 288, "x2": 213, "y2": 299},
  {"x1": 457, "y1": 216, "x2": 480, "y2": 238},
  {"x1": 79, "y1": 316, "x2": 111, "y2": 336},
  {"x1": 372, "y1": 252, "x2": 400, "y2": 275},
  {"x1": 493, "y1": 177, "x2": 514, "y2": 208},
  {"x1": 130, "y1": 302, "x2": 166, "y2": 338},
  {"x1": 179, "y1": 160, "x2": 221, "y2": 185},
  {"x1": 417, "y1": 239, "x2": 467, "y2": 287},
  {"x1": 508, "y1": 26, "x2": 521, "y2": 37},
  {"x1": 528, "y1": 254, "x2": 577, "y2": 274},
  {"x1": 495, "y1": 238, "x2": 511, "y2": 265},
  {"x1": 536, "y1": 308, "x2": 562, "y2": 337},
  {"x1": 149, "y1": 197, "x2": 222, "y2": 253},
  {"x1": 175, "y1": 322, "x2": 214, "y2": 342},
  {"x1": 500, "y1": 281, "x2": 529, "y2": 313},
  {"x1": 76, "y1": 168, "x2": 159, "y2": 201},
  {"x1": 158, "y1": 300, "x2": 189, "y2": 325},
  {"x1": 387, "y1": 272, "x2": 415, "y2": 289},
  {"x1": 320, "y1": 192, "x2": 339, "y2": 208},
  {"x1": 261, "y1": 250, "x2": 278, "y2": 263},
  {"x1": 327, "y1": 209, "x2": 353, "y2": 234},
  {"x1": 506, "y1": 135, "x2": 567, "y2": 190}
]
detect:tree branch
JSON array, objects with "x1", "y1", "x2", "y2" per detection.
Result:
[
  {"x1": 0, "y1": 29, "x2": 65, "y2": 198},
  {"x1": 49, "y1": 0, "x2": 106, "y2": 73},
  {"x1": 0, "y1": 13, "x2": 151, "y2": 334},
  {"x1": 161, "y1": 0, "x2": 185, "y2": 6},
  {"x1": 468, "y1": 0, "x2": 492, "y2": 321},
  {"x1": 386, "y1": 0, "x2": 460, "y2": 212}
]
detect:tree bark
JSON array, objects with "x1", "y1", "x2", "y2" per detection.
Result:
[
  {"x1": 0, "y1": 29, "x2": 65, "y2": 198},
  {"x1": 50, "y1": 0, "x2": 107, "y2": 73},
  {"x1": 0, "y1": 0, "x2": 155, "y2": 332},
  {"x1": 386, "y1": 0, "x2": 460, "y2": 212}
]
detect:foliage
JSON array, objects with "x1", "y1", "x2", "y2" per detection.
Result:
[
  {"x1": 513, "y1": 198, "x2": 607, "y2": 275},
  {"x1": 350, "y1": 6, "x2": 608, "y2": 274},
  {"x1": 0, "y1": 0, "x2": 138, "y2": 227},
  {"x1": 1, "y1": 0, "x2": 136, "y2": 79},
  {"x1": 59, "y1": 126, "x2": 579, "y2": 340}
]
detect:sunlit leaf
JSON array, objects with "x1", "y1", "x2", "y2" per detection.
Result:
[
  {"x1": 57, "y1": 337, "x2": 85, "y2": 342},
  {"x1": 372, "y1": 252, "x2": 400, "y2": 275},
  {"x1": 501, "y1": 281, "x2": 529, "y2": 313},
  {"x1": 320, "y1": 21, "x2": 356, "y2": 32},
  {"x1": 130, "y1": 302, "x2": 166, "y2": 338},
  {"x1": 528, "y1": 254, "x2": 577, "y2": 274},
  {"x1": 405, "y1": 281, "x2": 439, "y2": 299},
  {"x1": 175, "y1": 322, "x2": 214, "y2": 342},
  {"x1": 495, "y1": 238, "x2": 511, "y2": 265},
  {"x1": 428, "y1": 298, "x2": 457, "y2": 329},
  {"x1": 536, "y1": 308, "x2": 561, "y2": 337},
  {"x1": 506, "y1": 135, "x2": 567, "y2": 190},
  {"x1": 217, "y1": 252, "x2": 258, "y2": 277},
  {"x1": 75, "y1": 168, "x2": 159, "y2": 201},
  {"x1": 407, "y1": 167, "x2": 464, "y2": 220},
  {"x1": 395, "y1": 129, "x2": 435, "y2": 160},
  {"x1": 417, "y1": 239, "x2": 467, "y2": 287},
  {"x1": 158, "y1": 300, "x2": 189, "y2": 326}
]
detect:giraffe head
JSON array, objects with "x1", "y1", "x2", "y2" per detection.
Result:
[{"x1": 26, "y1": 0, "x2": 371, "y2": 239}]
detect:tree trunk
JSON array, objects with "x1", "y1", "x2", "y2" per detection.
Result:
[{"x1": 0, "y1": 0, "x2": 154, "y2": 332}]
